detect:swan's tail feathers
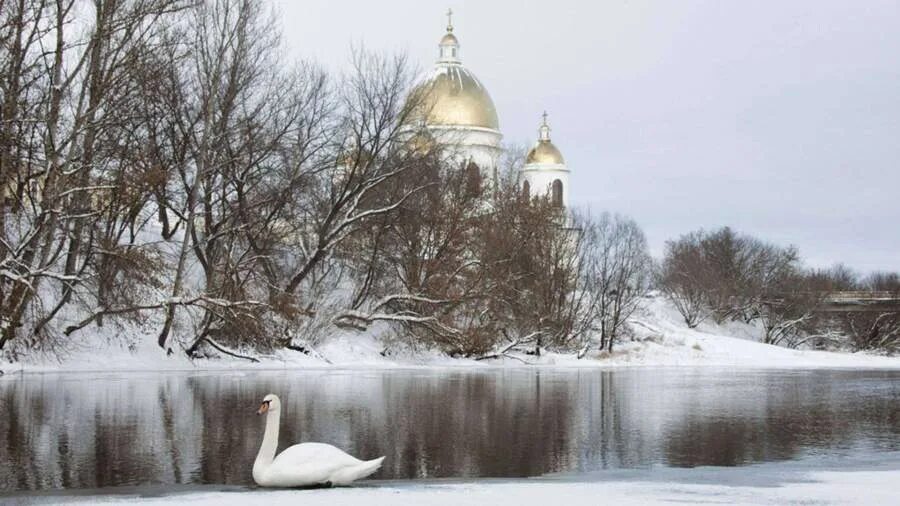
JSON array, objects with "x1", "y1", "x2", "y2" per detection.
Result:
[
  {"x1": 359, "y1": 456, "x2": 385, "y2": 478},
  {"x1": 332, "y1": 456, "x2": 385, "y2": 485}
]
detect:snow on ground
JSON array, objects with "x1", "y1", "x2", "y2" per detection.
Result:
[
  {"x1": 18, "y1": 468, "x2": 900, "y2": 506},
  {"x1": 3, "y1": 295, "x2": 898, "y2": 374}
]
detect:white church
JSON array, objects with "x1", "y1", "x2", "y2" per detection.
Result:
[{"x1": 411, "y1": 11, "x2": 572, "y2": 210}]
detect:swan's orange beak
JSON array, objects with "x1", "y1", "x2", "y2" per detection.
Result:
[{"x1": 257, "y1": 401, "x2": 269, "y2": 415}]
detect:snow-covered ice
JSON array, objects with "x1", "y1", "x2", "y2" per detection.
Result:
[{"x1": 17, "y1": 465, "x2": 900, "y2": 506}]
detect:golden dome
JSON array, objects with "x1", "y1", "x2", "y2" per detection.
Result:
[
  {"x1": 526, "y1": 141, "x2": 565, "y2": 164},
  {"x1": 525, "y1": 112, "x2": 565, "y2": 164},
  {"x1": 410, "y1": 65, "x2": 500, "y2": 130},
  {"x1": 405, "y1": 11, "x2": 500, "y2": 131},
  {"x1": 440, "y1": 32, "x2": 458, "y2": 46}
]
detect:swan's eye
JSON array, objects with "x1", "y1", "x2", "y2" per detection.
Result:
[{"x1": 258, "y1": 400, "x2": 271, "y2": 414}]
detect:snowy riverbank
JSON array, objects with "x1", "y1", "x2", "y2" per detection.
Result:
[
  {"x1": 3, "y1": 296, "x2": 898, "y2": 374},
  {"x1": 12, "y1": 459, "x2": 900, "y2": 506}
]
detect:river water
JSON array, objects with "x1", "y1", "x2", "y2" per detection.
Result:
[{"x1": 0, "y1": 368, "x2": 898, "y2": 492}]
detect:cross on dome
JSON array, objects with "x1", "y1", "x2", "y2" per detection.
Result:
[
  {"x1": 526, "y1": 110, "x2": 564, "y2": 164},
  {"x1": 438, "y1": 9, "x2": 460, "y2": 63},
  {"x1": 539, "y1": 111, "x2": 551, "y2": 141}
]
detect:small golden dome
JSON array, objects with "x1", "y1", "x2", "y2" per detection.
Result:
[
  {"x1": 410, "y1": 66, "x2": 500, "y2": 130},
  {"x1": 526, "y1": 141, "x2": 565, "y2": 164},
  {"x1": 525, "y1": 111, "x2": 564, "y2": 164},
  {"x1": 440, "y1": 32, "x2": 458, "y2": 46}
]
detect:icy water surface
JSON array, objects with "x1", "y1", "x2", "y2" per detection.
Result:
[{"x1": 0, "y1": 368, "x2": 898, "y2": 492}]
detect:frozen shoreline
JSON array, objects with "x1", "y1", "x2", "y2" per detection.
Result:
[
  {"x1": 3, "y1": 344, "x2": 898, "y2": 376},
  {"x1": 4, "y1": 297, "x2": 898, "y2": 375},
  {"x1": 9, "y1": 460, "x2": 900, "y2": 506}
]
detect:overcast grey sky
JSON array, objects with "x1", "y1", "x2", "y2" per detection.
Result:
[{"x1": 273, "y1": 0, "x2": 899, "y2": 272}]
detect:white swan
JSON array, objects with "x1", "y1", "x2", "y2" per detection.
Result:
[{"x1": 252, "y1": 393, "x2": 385, "y2": 487}]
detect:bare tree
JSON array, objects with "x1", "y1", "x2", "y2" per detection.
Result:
[
  {"x1": 476, "y1": 167, "x2": 580, "y2": 355},
  {"x1": 274, "y1": 50, "x2": 428, "y2": 301},
  {"x1": 658, "y1": 232, "x2": 709, "y2": 328},
  {"x1": 333, "y1": 142, "x2": 487, "y2": 355},
  {"x1": 576, "y1": 211, "x2": 653, "y2": 354},
  {"x1": 335, "y1": 155, "x2": 585, "y2": 358},
  {"x1": 757, "y1": 273, "x2": 821, "y2": 348},
  {"x1": 154, "y1": 0, "x2": 314, "y2": 356}
]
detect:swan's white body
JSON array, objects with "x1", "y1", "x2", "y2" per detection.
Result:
[{"x1": 253, "y1": 394, "x2": 384, "y2": 487}]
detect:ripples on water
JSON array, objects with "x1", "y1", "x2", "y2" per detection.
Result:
[{"x1": 0, "y1": 368, "x2": 898, "y2": 491}]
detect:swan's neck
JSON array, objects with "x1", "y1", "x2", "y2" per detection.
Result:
[{"x1": 254, "y1": 410, "x2": 280, "y2": 471}]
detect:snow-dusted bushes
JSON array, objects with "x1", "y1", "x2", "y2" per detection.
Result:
[
  {"x1": 657, "y1": 228, "x2": 900, "y2": 352},
  {"x1": 658, "y1": 227, "x2": 801, "y2": 329},
  {"x1": 658, "y1": 227, "x2": 818, "y2": 346},
  {"x1": 806, "y1": 269, "x2": 900, "y2": 354}
]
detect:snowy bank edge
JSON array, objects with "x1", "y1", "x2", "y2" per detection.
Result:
[{"x1": 11, "y1": 468, "x2": 900, "y2": 506}]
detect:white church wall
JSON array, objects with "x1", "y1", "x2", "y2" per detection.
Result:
[
  {"x1": 521, "y1": 163, "x2": 571, "y2": 208},
  {"x1": 429, "y1": 125, "x2": 503, "y2": 183}
]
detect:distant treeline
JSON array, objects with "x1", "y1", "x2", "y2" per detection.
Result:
[{"x1": 659, "y1": 227, "x2": 899, "y2": 353}]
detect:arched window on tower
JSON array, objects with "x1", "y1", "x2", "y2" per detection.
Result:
[
  {"x1": 522, "y1": 179, "x2": 530, "y2": 199},
  {"x1": 465, "y1": 161, "x2": 481, "y2": 196},
  {"x1": 551, "y1": 179, "x2": 563, "y2": 207}
]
